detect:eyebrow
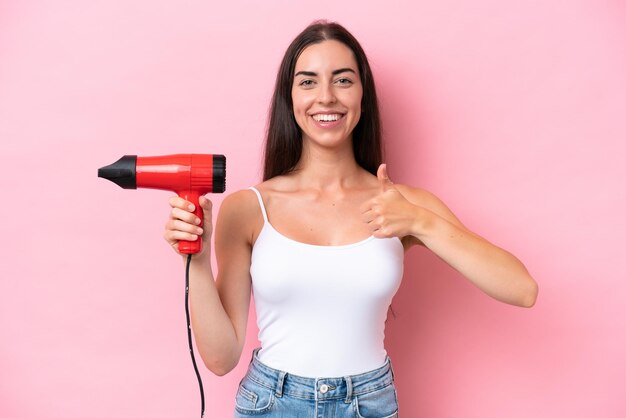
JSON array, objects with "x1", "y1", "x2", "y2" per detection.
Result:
[{"x1": 294, "y1": 68, "x2": 356, "y2": 77}]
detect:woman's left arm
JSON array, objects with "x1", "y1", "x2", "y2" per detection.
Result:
[{"x1": 362, "y1": 165, "x2": 538, "y2": 308}]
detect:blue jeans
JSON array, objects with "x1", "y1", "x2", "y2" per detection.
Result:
[{"x1": 234, "y1": 348, "x2": 399, "y2": 417}]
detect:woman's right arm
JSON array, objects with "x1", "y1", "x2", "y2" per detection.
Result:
[{"x1": 164, "y1": 191, "x2": 256, "y2": 376}]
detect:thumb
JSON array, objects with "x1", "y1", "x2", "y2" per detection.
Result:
[
  {"x1": 377, "y1": 163, "x2": 393, "y2": 191},
  {"x1": 198, "y1": 195, "x2": 213, "y2": 215}
]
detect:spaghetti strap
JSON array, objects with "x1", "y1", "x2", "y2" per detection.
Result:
[{"x1": 248, "y1": 187, "x2": 269, "y2": 223}]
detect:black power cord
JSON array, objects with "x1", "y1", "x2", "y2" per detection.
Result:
[{"x1": 185, "y1": 253, "x2": 205, "y2": 417}]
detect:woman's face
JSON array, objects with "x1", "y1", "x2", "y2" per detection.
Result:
[{"x1": 291, "y1": 40, "x2": 363, "y2": 150}]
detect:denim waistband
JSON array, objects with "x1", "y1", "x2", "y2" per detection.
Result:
[{"x1": 243, "y1": 347, "x2": 396, "y2": 402}]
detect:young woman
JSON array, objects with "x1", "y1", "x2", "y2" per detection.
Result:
[{"x1": 164, "y1": 21, "x2": 538, "y2": 417}]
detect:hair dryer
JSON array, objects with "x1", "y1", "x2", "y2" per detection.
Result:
[{"x1": 98, "y1": 154, "x2": 226, "y2": 254}]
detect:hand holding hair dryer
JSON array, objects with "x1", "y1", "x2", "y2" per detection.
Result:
[{"x1": 98, "y1": 154, "x2": 226, "y2": 254}]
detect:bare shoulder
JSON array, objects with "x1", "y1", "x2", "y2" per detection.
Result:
[
  {"x1": 248, "y1": 176, "x2": 301, "y2": 207},
  {"x1": 218, "y1": 189, "x2": 260, "y2": 217},
  {"x1": 215, "y1": 189, "x2": 264, "y2": 243},
  {"x1": 253, "y1": 175, "x2": 295, "y2": 194},
  {"x1": 395, "y1": 184, "x2": 467, "y2": 230}
]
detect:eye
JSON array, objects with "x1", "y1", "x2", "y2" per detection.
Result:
[
  {"x1": 335, "y1": 78, "x2": 353, "y2": 86},
  {"x1": 299, "y1": 79, "x2": 315, "y2": 88}
]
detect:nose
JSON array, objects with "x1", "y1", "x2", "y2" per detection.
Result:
[{"x1": 316, "y1": 81, "x2": 336, "y2": 104}]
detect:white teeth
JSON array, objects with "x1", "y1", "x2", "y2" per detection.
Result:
[{"x1": 313, "y1": 114, "x2": 341, "y2": 122}]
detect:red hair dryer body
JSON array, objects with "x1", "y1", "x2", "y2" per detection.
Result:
[{"x1": 98, "y1": 154, "x2": 226, "y2": 254}]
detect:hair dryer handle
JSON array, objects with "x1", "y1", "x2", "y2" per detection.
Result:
[{"x1": 178, "y1": 190, "x2": 203, "y2": 255}]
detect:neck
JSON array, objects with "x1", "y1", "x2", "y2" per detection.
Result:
[{"x1": 293, "y1": 139, "x2": 362, "y2": 190}]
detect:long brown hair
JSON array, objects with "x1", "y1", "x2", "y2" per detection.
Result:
[{"x1": 263, "y1": 21, "x2": 383, "y2": 181}]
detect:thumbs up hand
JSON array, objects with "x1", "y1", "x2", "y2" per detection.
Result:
[
  {"x1": 361, "y1": 164, "x2": 423, "y2": 239},
  {"x1": 378, "y1": 163, "x2": 394, "y2": 192}
]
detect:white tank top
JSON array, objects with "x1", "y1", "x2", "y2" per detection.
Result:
[{"x1": 248, "y1": 187, "x2": 404, "y2": 377}]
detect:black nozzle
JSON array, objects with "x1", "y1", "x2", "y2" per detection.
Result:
[
  {"x1": 98, "y1": 155, "x2": 137, "y2": 189},
  {"x1": 212, "y1": 154, "x2": 226, "y2": 193}
]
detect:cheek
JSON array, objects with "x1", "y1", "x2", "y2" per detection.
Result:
[
  {"x1": 291, "y1": 91, "x2": 302, "y2": 112},
  {"x1": 292, "y1": 102, "x2": 307, "y2": 126},
  {"x1": 339, "y1": 86, "x2": 363, "y2": 110},
  {"x1": 292, "y1": 93, "x2": 315, "y2": 126},
  {"x1": 293, "y1": 92, "x2": 313, "y2": 110},
  {"x1": 290, "y1": 99, "x2": 306, "y2": 130},
  {"x1": 346, "y1": 91, "x2": 363, "y2": 119},
  {"x1": 354, "y1": 87, "x2": 364, "y2": 112}
]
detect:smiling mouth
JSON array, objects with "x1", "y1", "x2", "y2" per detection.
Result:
[{"x1": 312, "y1": 113, "x2": 345, "y2": 122}]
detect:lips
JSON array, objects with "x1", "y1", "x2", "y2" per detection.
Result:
[
  {"x1": 312, "y1": 113, "x2": 344, "y2": 122},
  {"x1": 310, "y1": 112, "x2": 346, "y2": 129},
  {"x1": 310, "y1": 111, "x2": 347, "y2": 129}
]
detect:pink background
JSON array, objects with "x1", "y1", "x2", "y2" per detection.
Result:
[{"x1": 1, "y1": 1, "x2": 625, "y2": 417}]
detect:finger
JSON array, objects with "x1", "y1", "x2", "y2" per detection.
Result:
[
  {"x1": 166, "y1": 219, "x2": 204, "y2": 236},
  {"x1": 169, "y1": 196, "x2": 196, "y2": 212},
  {"x1": 164, "y1": 229, "x2": 200, "y2": 244},
  {"x1": 377, "y1": 164, "x2": 393, "y2": 191},
  {"x1": 369, "y1": 225, "x2": 379, "y2": 236},
  {"x1": 372, "y1": 229, "x2": 387, "y2": 238},
  {"x1": 361, "y1": 211, "x2": 375, "y2": 224},
  {"x1": 171, "y1": 207, "x2": 202, "y2": 225},
  {"x1": 199, "y1": 196, "x2": 213, "y2": 222},
  {"x1": 359, "y1": 198, "x2": 377, "y2": 214},
  {"x1": 199, "y1": 195, "x2": 213, "y2": 210},
  {"x1": 371, "y1": 220, "x2": 390, "y2": 238}
]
